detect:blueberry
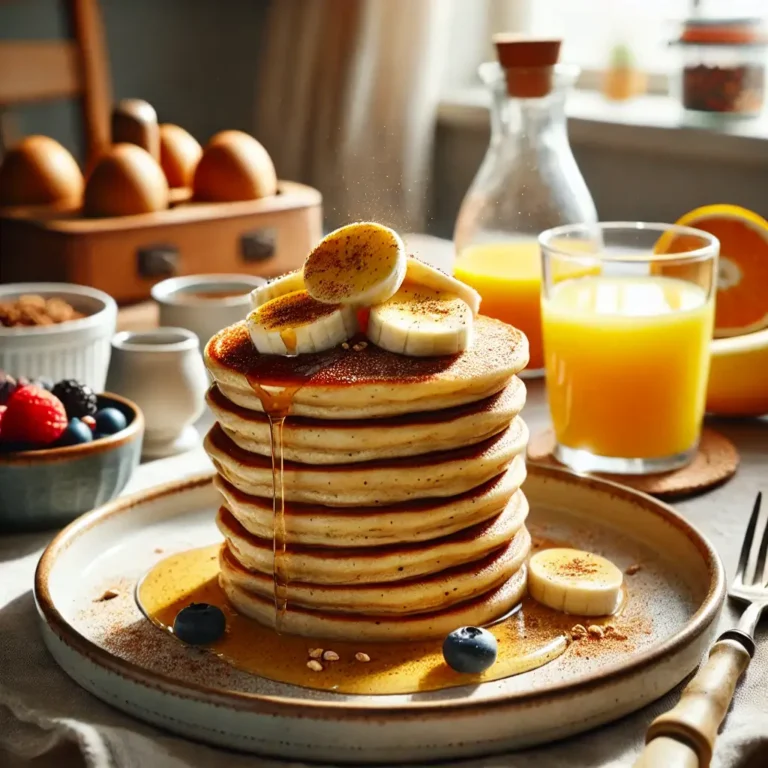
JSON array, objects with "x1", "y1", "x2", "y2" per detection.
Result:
[
  {"x1": 442, "y1": 626, "x2": 498, "y2": 674},
  {"x1": 173, "y1": 603, "x2": 226, "y2": 645},
  {"x1": 94, "y1": 407, "x2": 128, "y2": 435},
  {"x1": 56, "y1": 418, "x2": 94, "y2": 446}
]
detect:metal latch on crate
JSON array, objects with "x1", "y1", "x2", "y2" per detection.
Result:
[
  {"x1": 137, "y1": 244, "x2": 179, "y2": 278},
  {"x1": 240, "y1": 228, "x2": 276, "y2": 262}
]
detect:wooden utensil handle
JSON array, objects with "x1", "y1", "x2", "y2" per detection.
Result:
[
  {"x1": 634, "y1": 638, "x2": 751, "y2": 768},
  {"x1": 633, "y1": 736, "x2": 698, "y2": 768}
]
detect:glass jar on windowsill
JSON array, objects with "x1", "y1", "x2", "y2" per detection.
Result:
[{"x1": 671, "y1": 17, "x2": 768, "y2": 119}]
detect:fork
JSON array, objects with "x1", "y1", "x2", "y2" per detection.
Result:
[{"x1": 634, "y1": 492, "x2": 765, "y2": 768}]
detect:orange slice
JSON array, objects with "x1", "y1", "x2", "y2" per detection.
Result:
[{"x1": 657, "y1": 205, "x2": 768, "y2": 338}]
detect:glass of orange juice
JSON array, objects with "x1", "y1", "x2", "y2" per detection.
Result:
[{"x1": 539, "y1": 222, "x2": 719, "y2": 475}]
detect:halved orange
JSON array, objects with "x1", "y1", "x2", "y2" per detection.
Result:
[{"x1": 658, "y1": 205, "x2": 768, "y2": 338}]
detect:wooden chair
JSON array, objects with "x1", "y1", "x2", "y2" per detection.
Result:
[{"x1": 0, "y1": 0, "x2": 111, "y2": 166}]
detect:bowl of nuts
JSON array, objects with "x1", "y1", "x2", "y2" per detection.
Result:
[
  {"x1": 0, "y1": 374, "x2": 143, "y2": 531},
  {"x1": 0, "y1": 283, "x2": 117, "y2": 392}
]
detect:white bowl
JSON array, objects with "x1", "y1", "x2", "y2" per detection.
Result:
[
  {"x1": 0, "y1": 283, "x2": 117, "y2": 391},
  {"x1": 151, "y1": 274, "x2": 265, "y2": 351}
]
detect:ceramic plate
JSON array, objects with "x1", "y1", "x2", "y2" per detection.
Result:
[{"x1": 35, "y1": 466, "x2": 724, "y2": 764}]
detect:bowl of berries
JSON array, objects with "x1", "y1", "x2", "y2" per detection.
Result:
[{"x1": 0, "y1": 374, "x2": 144, "y2": 531}]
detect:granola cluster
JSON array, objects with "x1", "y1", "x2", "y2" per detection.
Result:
[{"x1": 0, "y1": 294, "x2": 85, "y2": 327}]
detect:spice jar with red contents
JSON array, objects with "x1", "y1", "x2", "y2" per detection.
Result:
[{"x1": 672, "y1": 17, "x2": 767, "y2": 117}]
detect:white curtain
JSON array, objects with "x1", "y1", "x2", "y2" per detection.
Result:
[{"x1": 254, "y1": 0, "x2": 455, "y2": 234}]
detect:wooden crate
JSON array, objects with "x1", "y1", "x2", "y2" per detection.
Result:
[{"x1": 0, "y1": 181, "x2": 322, "y2": 303}]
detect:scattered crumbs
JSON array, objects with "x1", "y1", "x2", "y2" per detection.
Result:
[
  {"x1": 587, "y1": 625, "x2": 604, "y2": 639},
  {"x1": 94, "y1": 589, "x2": 119, "y2": 602},
  {"x1": 355, "y1": 652, "x2": 371, "y2": 663},
  {"x1": 154, "y1": 548, "x2": 164, "y2": 554},
  {"x1": 307, "y1": 660, "x2": 323, "y2": 672},
  {"x1": 605, "y1": 625, "x2": 628, "y2": 641},
  {"x1": 341, "y1": 342, "x2": 350, "y2": 350},
  {"x1": 626, "y1": 564, "x2": 642, "y2": 575},
  {"x1": 352, "y1": 341, "x2": 368, "y2": 352},
  {"x1": 570, "y1": 624, "x2": 588, "y2": 640},
  {"x1": 322, "y1": 650, "x2": 339, "y2": 662},
  {"x1": 308, "y1": 648, "x2": 323, "y2": 659}
]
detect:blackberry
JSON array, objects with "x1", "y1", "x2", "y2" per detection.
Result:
[
  {"x1": 0, "y1": 372, "x2": 16, "y2": 405},
  {"x1": 51, "y1": 379, "x2": 98, "y2": 419}
]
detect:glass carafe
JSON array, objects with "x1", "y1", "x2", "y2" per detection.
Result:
[{"x1": 454, "y1": 62, "x2": 597, "y2": 376}]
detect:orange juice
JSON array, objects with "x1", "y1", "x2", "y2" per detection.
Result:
[
  {"x1": 455, "y1": 242, "x2": 545, "y2": 370},
  {"x1": 542, "y1": 275, "x2": 714, "y2": 459},
  {"x1": 455, "y1": 242, "x2": 598, "y2": 371}
]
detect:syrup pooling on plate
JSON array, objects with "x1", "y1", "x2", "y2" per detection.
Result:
[{"x1": 137, "y1": 545, "x2": 579, "y2": 695}]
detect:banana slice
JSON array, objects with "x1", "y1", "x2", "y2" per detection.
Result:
[
  {"x1": 367, "y1": 283, "x2": 473, "y2": 357},
  {"x1": 406, "y1": 256, "x2": 482, "y2": 316},
  {"x1": 250, "y1": 270, "x2": 304, "y2": 309},
  {"x1": 303, "y1": 222, "x2": 406, "y2": 306},
  {"x1": 247, "y1": 290, "x2": 357, "y2": 356},
  {"x1": 528, "y1": 548, "x2": 623, "y2": 617}
]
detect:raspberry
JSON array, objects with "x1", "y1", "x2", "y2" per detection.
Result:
[
  {"x1": 51, "y1": 379, "x2": 98, "y2": 419},
  {"x1": 0, "y1": 405, "x2": 5, "y2": 432},
  {"x1": 1, "y1": 385, "x2": 68, "y2": 446}
]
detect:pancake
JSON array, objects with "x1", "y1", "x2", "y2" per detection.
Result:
[
  {"x1": 220, "y1": 525, "x2": 531, "y2": 614},
  {"x1": 204, "y1": 316, "x2": 528, "y2": 419},
  {"x1": 207, "y1": 376, "x2": 525, "y2": 463},
  {"x1": 204, "y1": 419, "x2": 529, "y2": 506},
  {"x1": 216, "y1": 501, "x2": 527, "y2": 584},
  {"x1": 216, "y1": 459, "x2": 526, "y2": 546},
  {"x1": 221, "y1": 564, "x2": 528, "y2": 641}
]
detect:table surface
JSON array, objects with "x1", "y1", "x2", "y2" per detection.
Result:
[{"x1": 1, "y1": 233, "x2": 767, "y2": 767}]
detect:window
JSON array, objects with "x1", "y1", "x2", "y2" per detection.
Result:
[
  {"x1": 528, "y1": 0, "x2": 768, "y2": 74},
  {"x1": 443, "y1": 0, "x2": 768, "y2": 95}
]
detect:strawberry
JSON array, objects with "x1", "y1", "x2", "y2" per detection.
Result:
[
  {"x1": 0, "y1": 405, "x2": 6, "y2": 433},
  {"x1": 1, "y1": 385, "x2": 68, "y2": 446}
]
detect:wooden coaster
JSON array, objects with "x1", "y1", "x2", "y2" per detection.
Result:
[{"x1": 527, "y1": 428, "x2": 739, "y2": 500}]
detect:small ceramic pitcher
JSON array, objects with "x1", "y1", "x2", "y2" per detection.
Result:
[{"x1": 106, "y1": 328, "x2": 208, "y2": 459}]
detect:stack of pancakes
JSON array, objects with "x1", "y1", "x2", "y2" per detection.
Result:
[{"x1": 203, "y1": 316, "x2": 530, "y2": 641}]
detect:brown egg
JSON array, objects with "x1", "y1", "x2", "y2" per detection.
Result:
[
  {"x1": 193, "y1": 130, "x2": 277, "y2": 202},
  {"x1": 159, "y1": 123, "x2": 202, "y2": 188},
  {"x1": 0, "y1": 135, "x2": 83, "y2": 207},
  {"x1": 83, "y1": 143, "x2": 168, "y2": 218}
]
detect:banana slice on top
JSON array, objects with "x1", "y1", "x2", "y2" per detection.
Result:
[
  {"x1": 250, "y1": 270, "x2": 304, "y2": 309},
  {"x1": 303, "y1": 222, "x2": 406, "y2": 306},
  {"x1": 367, "y1": 283, "x2": 474, "y2": 357},
  {"x1": 528, "y1": 548, "x2": 623, "y2": 617},
  {"x1": 247, "y1": 290, "x2": 357, "y2": 356},
  {"x1": 405, "y1": 256, "x2": 482, "y2": 316}
]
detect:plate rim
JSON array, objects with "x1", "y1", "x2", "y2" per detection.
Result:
[{"x1": 34, "y1": 463, "x2": 726, "y2": 720}]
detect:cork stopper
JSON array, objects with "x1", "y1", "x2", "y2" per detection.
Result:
[{"x1": 492, "y1": 34, "x2": 563, "y2": 97}]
